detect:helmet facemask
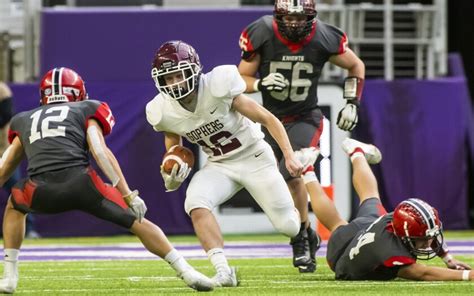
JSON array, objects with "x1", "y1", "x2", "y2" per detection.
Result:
[
  {"x1": 274, "y1": 0, "x2": 317, "y2": 42},
  {"x1": 152, "y1": 61, "x2": 200, "y2": 101},
  {"x1": 400, "y1": 223, "x2": 444, "y2": 260}
]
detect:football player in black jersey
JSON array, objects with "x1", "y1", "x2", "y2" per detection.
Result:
[
  {"x1": 0, "y1": 67, "x2": 214, "y2": 293},
  {"x1": 238, "y1": 0, "x2": 365, "y2": 273},
  {"x1": 303, "y1": 137, "x2": 472, "y2": 281}
]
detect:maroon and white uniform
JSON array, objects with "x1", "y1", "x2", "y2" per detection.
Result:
[{"x1": 146, "y1": 65, "x2": 300, "y2": 237}]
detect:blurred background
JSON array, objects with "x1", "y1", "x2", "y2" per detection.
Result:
[{"x1": 0, "y1": 0, "x2": 473, "y2": 238}]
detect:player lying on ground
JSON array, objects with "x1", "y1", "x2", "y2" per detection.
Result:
[
  {"x1": 0, "y1": 67, "x2": 214, "y2": 293},
  {"x1": 298, "y1": 138, "x2": 472, "y2": 280}
]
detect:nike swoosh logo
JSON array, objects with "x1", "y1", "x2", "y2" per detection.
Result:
[
  {"x1": 210, "y1": 107, "x2": 218, "y2": 114},
  {"x1": 254, "y1": 151, "x2": 264, "y2": 157},
  {"x1": 295, "y1": 256, "x2": 307, "y2": 261}
]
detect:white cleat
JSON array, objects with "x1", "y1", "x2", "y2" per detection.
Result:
[
  {"x1": 342, "y1": 138, "x2": 382, "y2": 164},
  {"x1": 0, "y1": 277, "x2": 18, "y2": 294},
  {"x1": 212, "y1": 266, "x2": 239, "y2": 287},
  {"x1": 179, "y1": 268, "x2": 214, "y2": 292},
  {"x1": 294, "y1": 147, "x2": 320, "y2": 170}
]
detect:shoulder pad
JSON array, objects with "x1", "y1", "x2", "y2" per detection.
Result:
[
  {"x1": 208, "y1": 65, "x2": 246, "y2": 98},
  {"x1": 145, "y1": 95, "x2": 164, "y2": 131}
]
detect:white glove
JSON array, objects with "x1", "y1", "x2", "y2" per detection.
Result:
[
  {"x1": 294, "y1": 147, "x2": 320, "y2": 171},
  {"x1": 123, "y1": 190, "x2": 147, "y2": 223},
  {"x1": 255, "y1": 72, "x2": 289, "y2": 92},
  {"x1": 337, "y1": 102, "x2": 358, "y2": 131},
  {"x1": 160, "y1": 163, "x2": 191, "y2": 192}
]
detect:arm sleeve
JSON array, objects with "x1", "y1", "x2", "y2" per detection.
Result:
[
  {"x1": 0, "y1": 98, "x2": 13, "y2": 128},
  {"x1": 89, "y1": 101, "x2": 115, "y2": 136}
]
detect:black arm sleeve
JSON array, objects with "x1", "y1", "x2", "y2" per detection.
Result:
[{"x1": 0, "y1": 97, "x2": 13, "y2": 128}]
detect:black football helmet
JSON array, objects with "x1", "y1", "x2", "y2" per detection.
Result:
[
  {"x1": 274, "y1": 0, "x2": 317, "y2": 42},
  {"x1": 151, "y1": 40, "x2": 202, "y2": 100}
]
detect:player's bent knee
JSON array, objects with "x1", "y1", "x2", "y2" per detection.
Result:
[
  {"x1": 184, "y1": 196, "x2": 213, "y2": 216},
  {"x1": 272, "y1": 210, "x2": 300, "y2": 237}
]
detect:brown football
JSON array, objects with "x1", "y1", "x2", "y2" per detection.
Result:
[{"x1": 162, "y1": 145, "x2": 195, "y2": 174}]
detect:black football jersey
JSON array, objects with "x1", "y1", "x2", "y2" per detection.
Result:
[
  {"x1": 333, "y1": 214, "x2": 416, "y2": 280},
  {"x1": 240, "y1": 16, "x2": 347, "y2": 117},
  {"x1": 9, "y1": 100, "x2": 114, "y2": 176}
]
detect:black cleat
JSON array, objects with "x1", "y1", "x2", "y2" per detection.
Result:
[
  {"x1": 307, "y1": 226, "x2": 322, "y2": 269},
  {"x1": 290, "y1": 225, "x2": 315, "y2": 273}
]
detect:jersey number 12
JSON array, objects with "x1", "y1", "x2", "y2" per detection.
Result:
[{"x1": 29, "y1": 106, "x2": 70, "y2": 144}]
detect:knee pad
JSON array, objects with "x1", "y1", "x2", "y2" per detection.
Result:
[
  {"x1": 272, "y1": 208, "x2": 300, "y2": 237},
  {"x1": 184, "y1": 195, "x2": 213, "y2": 216}
]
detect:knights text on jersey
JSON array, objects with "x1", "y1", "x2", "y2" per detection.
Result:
[
  {"x1": 146, "y1": 65, "x2": 264, "y2": 162},
  {"x1": 239, "y1": 16, "x2": 347, "y2": 117},
  {"x1": 8, "y1": 100, "x2": 115, "y2": 176},
  {"x1": 334, "y1": 214, "x2": 416, "y2": 280}
]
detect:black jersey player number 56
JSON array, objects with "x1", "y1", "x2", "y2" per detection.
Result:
[
  {"x1": 29, "y1": 106, "x2": 70, "y2": 144},
  {"x1": 269, "y1": 61, "x2": 313, "y2": 102}
]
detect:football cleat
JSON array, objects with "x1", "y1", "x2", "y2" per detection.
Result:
[
  {"x1": 0, "y1": 276, "x2": 18, "y2": 294},
  {"x1": 179, "y1": 268, "x2": 214, "y2": 291},
  {"x1": 211, "y1": 266, "x2": 239, "y2": 287},
  {"x1": 342, "y1": 138, "x2": 382, "y2": 164},
  {"x1": 307, "y1": 226, "x2": 321, "y2": 264},
  {"x1": 290, "y1": 226, "x2": 315, "y2": 273}
]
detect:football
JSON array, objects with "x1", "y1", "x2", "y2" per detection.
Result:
[{"x1": 162, "y1": 145, "x2": 195, "y2": 174}]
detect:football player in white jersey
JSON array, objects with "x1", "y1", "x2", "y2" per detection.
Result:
[{"x1": 146, "y1": 40, "x2": 305, "y2": 287}]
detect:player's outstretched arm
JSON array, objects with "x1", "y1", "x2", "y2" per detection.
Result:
[
  {"x1": 87, "y1": 119, "x2": 147, "y2": 222},
  {"x1": 397, "y1": 262, "x2": 473, "y2": 281},
  {"x1": 232, "y1": 94, "x2": 303, "y2": 177},
  {"x1": 0, "y1": 137, "x2": 24, "y2": 186}
]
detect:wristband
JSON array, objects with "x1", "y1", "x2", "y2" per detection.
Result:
[
  {"x1": 462, "y1": 270, "x2": 470, "y2": 281},
  {"x1": 123, "y1": 190, "x2": 139, "y2": 205},
  {"x1": 442, "y1": 253, "x2": 453, "y2": 264},
  {"x1": 253, "y1": 79, "x2": 260, "y2": 92},
  {"x1": 343, "y1": 77, "x2": 364, "y2": 100}
]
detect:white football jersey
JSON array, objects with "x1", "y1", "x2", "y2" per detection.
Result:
[{"x1": 146, "y1": 65, "x2": 264, "y2": 162}]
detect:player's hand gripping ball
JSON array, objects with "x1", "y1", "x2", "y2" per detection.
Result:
[{"x1": 162, "y1": 145, "x2": 195, "y2": 174}]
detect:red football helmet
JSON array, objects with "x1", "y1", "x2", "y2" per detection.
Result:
[
  {"x1": 151, "y1": 40, "x2": 202, "y2": 100},
  {"x1": 392, "y1": 198, "x2": 443, "y2": 260},
  {"x1": 39, "y1": 67, "x2": 87, "y2": 105},
  {"x1": 274, "y1": 0, "x2": 317, "y2": 42}
]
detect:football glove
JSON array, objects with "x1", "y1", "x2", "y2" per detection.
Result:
[
  {"x1": 160, "y1": 162, "x2": 191, "y2": 192},
  {"x1": 294, "y1": 147, "x2": 320, "y2": 171},
  {"x1": 337, "y1": 101, "x2": 359, "y2": 131},
  {"x1": 256, "y1": 72, "x2": 289, "y2": 92},
  {"x1": 123, "y1": 190, "x2": 147, "y2": 223}
]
